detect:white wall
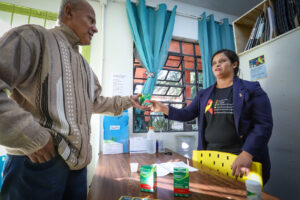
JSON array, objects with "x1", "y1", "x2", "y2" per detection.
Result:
[{"x1": 238, "y1": 28, "x2": 300, "y2": 200}]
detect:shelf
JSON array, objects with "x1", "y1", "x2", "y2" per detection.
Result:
[
  {"x1": 238, "y1": 26, "x2": 300, "y2": 56},
  {"x1": 233, "y1": 0, "x2": 299, "y2": 54},
  {"x1": 233, "y1": 1, "x2": 266, "y2": 54}
]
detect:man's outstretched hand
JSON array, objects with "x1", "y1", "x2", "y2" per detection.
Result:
[{"x1": 131, "y1": 94, "x2": 151, "y2": 111}]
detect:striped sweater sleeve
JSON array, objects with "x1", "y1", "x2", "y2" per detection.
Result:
[
  {"x1": 92, "y1": 72, "x2": 132, "y2": 116},
  {"x1": 0, "y1": 25, "x2": 50, "y2": 155}
]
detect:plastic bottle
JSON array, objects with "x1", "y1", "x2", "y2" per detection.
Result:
[
  {"x1": 155, "y1": 133, "x2": 164, "y2": 153},
  {"x1": 158, "y1": 134, "x2": 165, "y2": 153},
  {"x1": 156, "y1": 137, "x2": 158, "y2": 153},
  {"x1": 146, "y1": 127, "x2": 156, "y2": 154}
]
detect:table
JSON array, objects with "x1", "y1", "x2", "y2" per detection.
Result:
[{"x1": 87, "y1": 150, "x2": 279, "y2": 200}]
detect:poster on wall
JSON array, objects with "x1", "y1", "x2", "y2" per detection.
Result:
[{"x1": 249, "y1": 55, "x2": 267, "y2": 80}]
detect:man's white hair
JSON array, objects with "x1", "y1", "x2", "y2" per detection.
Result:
[{"x1": 58, "y1": 0, "x2": 86, "y2": 20}]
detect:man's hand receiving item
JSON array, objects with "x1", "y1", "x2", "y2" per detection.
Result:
[{"x1": 131, "y1": 94, "x2": 151, "y2": 111}]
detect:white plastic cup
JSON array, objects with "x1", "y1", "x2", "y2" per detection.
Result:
[
  {"x1": 245, "y1": 180, "x2": 261, "y2": 200},
  {"x1": 130, "y1": 162, "x2": 139, "y2": 173}
]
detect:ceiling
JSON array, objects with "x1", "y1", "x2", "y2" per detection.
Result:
[{"x1": 173, "y1": 0, "x2": 263, "y2": 16}]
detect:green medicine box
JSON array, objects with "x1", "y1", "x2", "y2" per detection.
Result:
[
  {"x1": 140, "y1": 165, "x2": 157, "y2": 193},
  {"x1": 173, "y1": 167, "x2": 190, "y2": 197}
]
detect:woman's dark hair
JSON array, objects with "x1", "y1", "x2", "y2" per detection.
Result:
[{"x1": 211, "y1": 49, "x2": 240, "y2": 76}]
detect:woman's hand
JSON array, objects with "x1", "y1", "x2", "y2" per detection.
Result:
[
  {"x1": 145, "y1": 100, "x2": 169, "y2": 115},
  {"x1": 231, "y1": 150, "x2": 253, "y2": 178}
]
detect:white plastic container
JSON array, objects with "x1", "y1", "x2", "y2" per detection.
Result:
[
  {"x1": 146, "y1": 127, "x2": 156, "y2": 154},
  {"x1": 245, "y1": 180, "x2": 261, "y2": 200}
]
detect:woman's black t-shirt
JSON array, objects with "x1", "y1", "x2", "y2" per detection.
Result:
[{"x1": 204, "y1": 86, "x2": 242, "y2": 154}]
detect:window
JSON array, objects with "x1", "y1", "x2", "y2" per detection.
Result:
[
  {"x1": 133, "y1": 40, "x2": 203, "y2": 133},
  {"x1": 0, "y1": 2, "x2": 58, "y2": 30},
  {"x1": 0, "y1": 2, "x2": 91, "y2": 63}
]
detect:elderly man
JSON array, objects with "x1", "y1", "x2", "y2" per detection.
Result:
[{"x1": 0, "y1": 0, "x2": 144, "y2": 199}]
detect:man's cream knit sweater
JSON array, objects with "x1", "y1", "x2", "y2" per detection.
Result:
[{"x1": 0, "y1": 23, "x2": 132, "y2": 170}]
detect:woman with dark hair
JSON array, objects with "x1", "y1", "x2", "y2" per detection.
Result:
[{"x1": 147, "y1": 49, "x2": 273, "y2": 185}]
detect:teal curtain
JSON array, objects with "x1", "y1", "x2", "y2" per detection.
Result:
[
  {"x1": 198, "y1": 13, "x2": 235, "y2": 89},
  {"x1": 126, "y1": 0, "x2": 177, "y2": 97}
]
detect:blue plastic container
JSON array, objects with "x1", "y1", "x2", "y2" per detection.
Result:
[
  {"x1": 0, "y1": 155, "x2": 6, "y2": 189},
  {"x1": 103, "y1": 110, "x2": 129, "y2": 153}
]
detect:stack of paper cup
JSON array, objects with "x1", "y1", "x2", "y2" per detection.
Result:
[
  {"x1": 130, "y1": 162, "x2": 139, "y2": 173},
  {"x1": 245, "y1": 179, "x2": 261, "y2": 200}
]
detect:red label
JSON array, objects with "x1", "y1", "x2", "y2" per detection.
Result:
[
  {"x1": 174, "y1": 188, "x2": 189, "y2": 194},
  {"x1": 140, "y1": 184, "x2": 154, "y2": 190}
]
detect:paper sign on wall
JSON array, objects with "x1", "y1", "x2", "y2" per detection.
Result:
[
  {"x1": 112, "y1": 73, "x2": 130, "y2": 96},
  {"x1": 249, "y1": 55, "x2": 267, "y2": 80}
]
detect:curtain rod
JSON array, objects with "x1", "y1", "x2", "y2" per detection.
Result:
[
  {"x1": 129, "y1": 0, "x2": 227, "y2": 24},
  {"x1": 176, "y1": 11, "x2": 224, "y2": 24}
]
